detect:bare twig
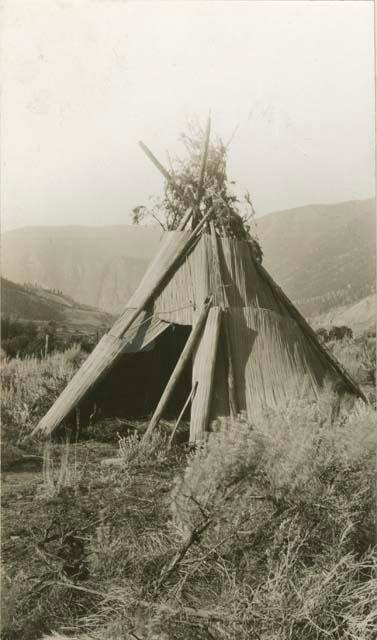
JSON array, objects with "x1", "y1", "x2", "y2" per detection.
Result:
[
  {"x1": 148, "y1": 211, "x2": 166, "y2": 230},
  {"x1": 156, "y1": 517, "x2": 212, "y2": 590},
  {"x1": 53, "y1": 580, "x2": 231, "y2": 622},
  {"x1": 184, "y1": 529, "x2": 236, "y2": 567},
  {"x1": 188, "y1": 494, "x2": 211, "y2": 519}
]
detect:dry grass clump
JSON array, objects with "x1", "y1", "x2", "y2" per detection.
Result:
[
  {"x1": 3, "y1": 390, "x2": 376, "y2": 640},
  {"x1": 164, "y1": 394, "x2": 377, "y2": 639},
  {"x1": 118, "y1": 429, "x2": 170, "y2": 469},
  {"x1": 33, "y1": 392, "x2": 376, "y2": 640},
  {"x1": 1, "y1": 430, "x2": 182, "y2": 640},
  {"x1": 328, "y1": 333, "x2": 376, "y2": 388},
  {"x1": 1, "y1": 345, "x2": 82, "y2": 447},
  {"x1": 41, "y1": 440, "x2": 84, "y2": 499}
]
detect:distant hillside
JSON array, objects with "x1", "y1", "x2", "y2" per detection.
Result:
[
  {"x1": 2, "y1": 199, "x2": 375, "y2": 315},
  {"x1": 1, "y1": 278, "x2": 113, "y2": 331},
  {"x1": 310, "y1": 293, "x2": 376, "y2": 336},
  {"x1": 257, "y1": 199, "x2": 375, "y2": 315},
  {"x1": 1, "y1": 225, "x2": 162, "y2": 314}
]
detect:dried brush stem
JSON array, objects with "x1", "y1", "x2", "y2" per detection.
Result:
[
  {"x1": 54, "y1": 580, "x2": 231, "y2": 621},
  {"x1": 155, "y1": 516, "x2": 212, "y2": 590}
]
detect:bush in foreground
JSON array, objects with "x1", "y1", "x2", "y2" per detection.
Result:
[
  {"x1": 327, "y1": 333, "x2": 376, "y2": 388},
  {"x1": 22, "y1": 392, "x2": 376, "y2": 640},
  {"x1": 1, "y1": 346, "x2": 83, "y2": 447},
  {"x1": 168, "y1": 395, "x2": 376, "y2": 639}
]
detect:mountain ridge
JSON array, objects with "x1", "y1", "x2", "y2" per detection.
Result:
[
  {"x1": 1, "y1": 277, "x2": 113, "y2": 331},
  {"x1": 2, "y1": 198, "x2": 375, "y2": 316},
  {"x1": 255, "y1": 198, "x2": 375, "y2": 315}
]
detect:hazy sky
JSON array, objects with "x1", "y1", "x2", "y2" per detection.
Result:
[{"x1": 1, "y1": 0, "x2": 375, "y2": 231}]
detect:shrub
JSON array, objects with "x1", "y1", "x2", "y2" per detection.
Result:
[
  {"x1": 168, "y1": 393, "x2": 377, "y2": 639},
  {"x1": 118, "y1": 430, "x2": 169, "y2": 470},
  {"x1": 327, "y1": 333, "x2": 376, "y2": 386},
  {"x1": 4, "y1": 390, "x2": 376, "y2": 640},
  {"x1": 1, "y1": 316, "x2": 94, "y2": 359},
  {"x1": 1, "y1": 346, "x2": 83, "y2": 444}
]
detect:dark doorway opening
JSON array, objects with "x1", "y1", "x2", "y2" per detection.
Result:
[{"x1": 84, "y1": 324, "x2": 192, "y2": 423}]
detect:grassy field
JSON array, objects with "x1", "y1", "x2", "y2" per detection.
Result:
[{"x1": 1, "y1": 334, "x2": 376, "y2": 640}]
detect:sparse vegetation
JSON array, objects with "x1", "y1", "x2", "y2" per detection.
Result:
[
  {"x1": 1, "y1": 345, "x2": 84, "y2": 451},
  {"x1": 118, "y1": 429, "x2": 169, "y2": 469},
  {"x1": 327, "y1": 332, "x2": 376, "y2": 392},
  {"x1": 1, "y1": 316, "x2": 94, "y2": 359},
  {"x1": 41, "y1": 439, "x2": 83, "y2": 499},
  {"x1": 2, "y1": 353, "x2": 376, "y2": 640},
  {"x1": 315, "y1": 327, "x2": 376, "y2": 404}
]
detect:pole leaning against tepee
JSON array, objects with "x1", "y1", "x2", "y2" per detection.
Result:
[
  {"x1": 143, "y1": 296, "x2": 213, "y2": 440},
  {"x1": 114, "y1": 207, "x2": 214, "y2": 340},
  {"x1": 190, "y1": 306, "x2": 222, "y2": 442},
  {"x1": 209, "y1": 222, "x2": 238, "y2": 416}
]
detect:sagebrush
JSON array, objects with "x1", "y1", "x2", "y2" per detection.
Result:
[
  {"x1": 1, "y1": 345, "x2": 83, "y2": 445},
  {"x1": 9, "y1": 392, "x2": 373, "y2": 640}
]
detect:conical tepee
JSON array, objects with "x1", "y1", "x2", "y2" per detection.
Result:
[{"x1": 32, "y1": 124, "x2": 364, "y2": 441}]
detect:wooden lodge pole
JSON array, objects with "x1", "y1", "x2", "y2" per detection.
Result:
[
  {"x1": 190, "y1": 206, "x2": 214, "y2": 238},
  {"x1": 196, "y1": 116, "x2": 211, "y2": 208},
  {"x1": 139, "y1": 137, "x2": 211, "y2": 232},
  {"x1": 139, "y1": 139, "x2": 198, "y2": 231},
  {"x1": 139, "y1": 139, "x2": 198, "y2": 229},
  {"x1": 177, "y1": 206, "x2": 194, "y2": 231},
  {"x1": 190, "y1": 307, "x2": 222, "y2": 442},
  {"x1": 118, "y1": 208, "x2": 214, "y2": 340},
  {"x1": 143, "y1": 297, "x2": 213, "y2": 440},
  {"x1": 168, "y1": 381, "x2": 198, "y2": 449},
  {"x1": 138, "y1": 141, "x2": 184, "y2": 198},
  {"x1": 209, "y1": 222, "x2": 238, "y2": 416}
]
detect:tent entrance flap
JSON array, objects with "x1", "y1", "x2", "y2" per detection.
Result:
[{"x1": 88, "y1": 324, "x2": 192, "y2": 421}]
